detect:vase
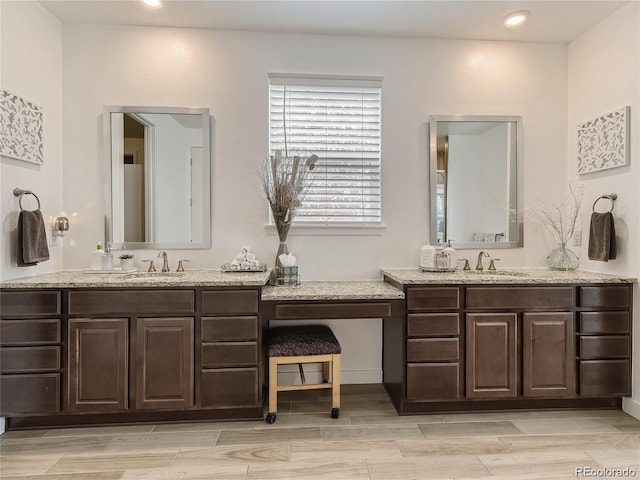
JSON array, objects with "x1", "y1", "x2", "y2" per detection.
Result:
[
  {"x1": 270, "y1": 241, "x2": 289, "y2": 285},
  {"x1": 120, "y1": 258, "x2": 134, "y2": 271},
  {"x1": 546, "y1": 243, "x2": 579, "y2": 271}
]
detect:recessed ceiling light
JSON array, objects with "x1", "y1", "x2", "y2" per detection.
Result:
[
  {"x1": 504, "y1": 10, "x2": 530, "y2": 29},
  {"x1": 141, "y1": 0, "x2": 161, "y2": 8}
]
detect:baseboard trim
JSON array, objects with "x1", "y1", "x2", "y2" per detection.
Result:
[{"x1": 622, "y1": 397, "x2": 640, "y2": 419}]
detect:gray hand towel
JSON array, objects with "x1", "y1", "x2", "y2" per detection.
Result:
[
  {"x1": 17, "y1": 209, "x2": 50, "y2": 266},
  {"x1": 588, "y1": 212, "x2": 617, "y2": 262}
]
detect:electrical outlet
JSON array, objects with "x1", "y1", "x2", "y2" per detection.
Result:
[{"x1": 573, "y1": 230, "x2": 582, "y2": 246}]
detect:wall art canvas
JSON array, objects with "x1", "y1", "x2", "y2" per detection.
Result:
[
  {"x1": 577, "y1": 106, "x2": 629, "y2": 175},
  {"x1": 0, "y1": 88, "x2": 44, "y2": 165}
]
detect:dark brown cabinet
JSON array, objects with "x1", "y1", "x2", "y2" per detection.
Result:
[
  {"x1": 68, "y1": 318, "x2": 129, "y2": 412},
  {"x1": 522, "y1": 312, "x2": 575, "y2": 397},
  {"x1": 135, "y1": 317, "x2": 194, "y2": 410},
  {"x1": 1, "y1": 292, "x2": 62, "y2": 416},
  {"x1": 405, "y1": 288, "x2": 463, "y2": 401},
  {"x1": 466, "y1": 313, "x2": 517, "y2": 399},
  {"x1": 199, "y1": 290, "x2": 261, "y2": 409},
  {"x1": 578, "y1": 286, "x2": 632, "y2": 397},
  {"x1": 385, "y1": 281, "x2": 631, "y2": 414}
]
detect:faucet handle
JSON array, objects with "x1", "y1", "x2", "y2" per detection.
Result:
[
  {"x1": 488, "y1": 258, "x2": 500, "y2": 271},
  {"x1": 458, "y1": 258, "x2": 471, "y2": 270},
  {"x1": 176, "y1": 259, "x2": 190, "y2": 272},
  {"x1": 142, "y1": 259, "x2": 156, "y2": 272}
]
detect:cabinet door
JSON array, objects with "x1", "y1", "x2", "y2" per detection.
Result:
[
  {"x1": 523, "y1": 313, "x2": 575, "y2": 397},
  {"x1": 466, "y1": 313, "x2": 517, "y2": 399},
  {"x1": 135, "y1": 317, "x2": 194, "y2": 410},
  {"x1": 68, "y1": 318, "x2": 129, "y2": 412}
]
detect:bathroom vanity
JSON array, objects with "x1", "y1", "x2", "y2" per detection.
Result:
[
  {"x1": 0, "y1": 271, "x2": 268, "y2": 429},
  {"x1": 382, "y1": 269, "x2": 634, "y2": 414},
  {"x1": 0, "y1": 268, "x2": 634, "y2": 428}
]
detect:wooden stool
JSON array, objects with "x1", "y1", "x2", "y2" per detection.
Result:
[{"x1": 265, "y1": 325, "x2": 341, "y2": 424}]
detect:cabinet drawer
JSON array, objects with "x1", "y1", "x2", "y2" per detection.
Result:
[
  {"x1": 467, "y1": 287, "x2": 573, "y2": 309},
  {"x1": 407, "y1": 288, "x2": 459, "y2": 310},
  {"x1": 0, "y1": 346, "x2": 60, "y2": 373},
  {"x1": 202, "y1": 290, "x2": 259, "y2": 315},
  {"x1": 202, "y1": 342, "x2": 258, "y2": 367},
  {"x1": 579, "y1": 336, "x2": 629, "y2": 359},
  {"x1": 200, "y1": 367, "x2": 259, "y2": 407},
  {"x1": 407, "y1": 313, "x2": 459, "y2": 337},
  {"x1": 0, "y1": 373, "x2": 60, "y2": 415},
  {"x1": 69, "y1": 290, "x2": 194, "y2": 315},
  {"x1": 579, "y1": 312, "x2": 630, "y2": 334},
  {"x1": 579, "y1": 286, "x2": 631, "y2": 308},
  {"x1": 0, "y1": 319, "x2": 60, "y2": 345},
  {"x1": 406, "y1": 363, "x2": 461, "y2": 400},
  {"x1": 201, "y1": 316, "x2": 258, "y2": 341},
  {"x1": 0, "y1": 291, "x2": 61, "y2": 316},
  {"x1": 407, "y1": 338, "x2": 459, "y2": 362},
  {"x1": 579, "y1": 360, "x2": 630, "y2": 396}
]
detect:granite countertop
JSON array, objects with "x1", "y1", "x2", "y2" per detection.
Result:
[
  {"x1": 262, "y1": 281, "x2": 405, "y2": 301},
  {"x1": 0, "y1": 269, "x2": 272, "y2": 289},
  {"x1": 381, "y1": 268, "x2": 637, "y2": 285}
]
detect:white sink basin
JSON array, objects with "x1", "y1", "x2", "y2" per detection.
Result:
[{"x1": 124, "y1": 272, "x2": 185, "y2": 282}]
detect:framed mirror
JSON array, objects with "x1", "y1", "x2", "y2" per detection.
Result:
[
  {"x1": 104, "y1": 106, "x2": 211, "y2": 249},
  {"x1": 429, "y1": 115, "x2": 523, "y2": 249}
]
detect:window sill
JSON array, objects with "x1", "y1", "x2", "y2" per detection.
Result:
[{"x1": 264, "y1": 223, "x2": 386, "y2": 236}]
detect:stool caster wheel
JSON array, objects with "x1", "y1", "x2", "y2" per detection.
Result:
[
  {"x1": 331, "y1": 408, "x2": 339, "y2": 419},
  {"x1": 266, "y1": 413, "x2": 277, "y2": 424}
]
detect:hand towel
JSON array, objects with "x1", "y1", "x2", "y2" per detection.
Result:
[
  {"x1": 588, "y1": 211, "x2": 617, "y2": 262},
  {"x1": 17, "y1": 209, "x2": 50, "y2": 266}
]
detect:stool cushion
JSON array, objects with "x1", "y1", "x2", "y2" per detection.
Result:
[{"x1": 267, "y1": 325, "x2": 341, "y2": 357}]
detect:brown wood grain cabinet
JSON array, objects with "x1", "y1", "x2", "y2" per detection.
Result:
[
  {"x1": 199, "y1": 289, "x2": 261, "y2": 409},
  {"x1": 0, "y1": 292, "x2": 63, "y2": 416},
  {"x1": 135, "y1": 317, "x2": 194, "y2": 410},
  {"x1": 386, "y1": 282, "x2": 632, "y2": 414},
  {"x1": 68, "y1": 318, "x2": 129, "y2": 412},
  {"x1": 405, "y1": 288, "x2": 463, "y2": 402},
  {"x1": 466, "y1": 313, "x2": 518, "y2": 399},
  {"x1": 577, "y1": 285, "x2": 632, "y2": 397},
  {"x1": 522, "y1": 312, "x2": 575, "y2": 397}
]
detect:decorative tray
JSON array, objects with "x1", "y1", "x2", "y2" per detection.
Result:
[
  {"x1": 221, "y1": 263, "x2": 268, "y2": 272},
  {"x1": 420, "y1": 266, "x2": 457, "y2": 273}
]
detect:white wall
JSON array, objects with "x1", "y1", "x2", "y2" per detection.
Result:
[
  {"x1": 567, "y1": 1, "x2": 640, "y2": 418},
  {"x1": 0, "y1": 1, "x2": 63, "y2": 280},
  {"x1": 59, "y1": 24, "x2": 569, "y2": 382}
]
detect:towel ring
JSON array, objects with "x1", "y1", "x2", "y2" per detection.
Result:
[
  {"x1": 592, "y1": 193, "x2": 617, "y2": 213},
  {"x1": 13, "y1": 188, "x2": 41, "y2": 211}
]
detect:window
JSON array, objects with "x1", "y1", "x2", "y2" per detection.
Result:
[{"x1": 269, "y1": 74, "x2": 382, "y2": 225}]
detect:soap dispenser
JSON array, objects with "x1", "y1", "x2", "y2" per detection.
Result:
[
  {"x1": 101, "y1": 242, "x2": 113, "y2": 270},
  {"x1": 442, "y1": 240, "x2": 457, "y2": 270},
  {"x1": 91, "y1": 242, "x2": 104, "y2": 270}
]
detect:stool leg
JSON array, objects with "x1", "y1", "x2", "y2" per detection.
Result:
[
  {"x1": 322, "y1": 361, "x2": 330, "y2": 383},
  {"x1": 268, "y1": 357, "x2": 278, "y2": 419},
  {"x1": 331, "y1": 354, "x2": 341, "y2": 418}
]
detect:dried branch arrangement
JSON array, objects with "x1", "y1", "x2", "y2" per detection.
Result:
[
  {"x1": 260, "y1": 149, "x2": 318, "y2": 265},
  {"x1": 528, "y1": 183, "x2": 584, "y2": 245}
]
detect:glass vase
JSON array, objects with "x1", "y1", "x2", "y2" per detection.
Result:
[
  {"x1": 270, "y1": 241, "x2": 289, "y2": 285},
  {"x1": 546, "y1": 242, "x2": 579, "y2": 271}
]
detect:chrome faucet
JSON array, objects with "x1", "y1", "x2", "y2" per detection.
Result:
[
  {"x1": 157, "y1": 251, "x2": 170, "y2": 272},
  {"x1": 476, "y1": 251, "x2": 490, "y2": 270}
]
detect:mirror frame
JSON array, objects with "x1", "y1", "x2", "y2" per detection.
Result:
[
  {"x1": 103, "y1": 105, "x2": 211, "y2": 249},
  {"x1": 429, "y1": 114, "x2": 524, "y2": 249}
]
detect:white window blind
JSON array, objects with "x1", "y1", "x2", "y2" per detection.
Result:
[{"x1": 268, "y1": 75, "x2": 382, "y2": 224}]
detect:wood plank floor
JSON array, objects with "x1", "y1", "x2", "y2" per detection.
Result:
[{"x1": 1, "y1": 384, "x2": 638, "y2": 479}]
